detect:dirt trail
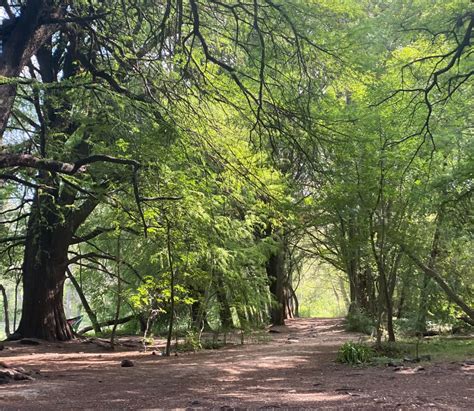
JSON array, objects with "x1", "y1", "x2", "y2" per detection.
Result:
[{"x1": 0, "y1": 318, "x2": 472, "y2": 409}]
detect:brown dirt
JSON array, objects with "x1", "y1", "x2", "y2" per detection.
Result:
[{"x1": 0, "y1": 318, "x2": 472, "y2": 409}]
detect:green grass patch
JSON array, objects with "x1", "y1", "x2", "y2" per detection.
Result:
[
  {"x1": 374, "y1": 337, "x2": 473, "y2": 364},
  {"x1": 415, "y1": 337, "x2": 474, "y2": 362},
  {"x1": 337, "y1": 341, "x2": 374, "y2": 365},
  {"x1": 337, "y1": 337, "x2": 473, "y2": 367}
]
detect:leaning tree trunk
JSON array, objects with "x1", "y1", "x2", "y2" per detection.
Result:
[
  {"x1": 401, "y1": 245, "x2": 474, "y2": 324},
  {"x1": 66, "y1": 269, "x2": 102, "y2": 334}
]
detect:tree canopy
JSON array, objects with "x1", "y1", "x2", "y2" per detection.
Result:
[{"x1": 0, "y1": 0, "x2": 472, "y2": 343}]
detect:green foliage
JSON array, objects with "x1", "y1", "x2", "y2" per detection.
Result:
[
  {"x1": 372, "y1": 338, "x2": 474, "y2": 364},
  {"x1": 451, "y1": 319, "x2": 474, "y2": 336},
  {"x1": 130, "y1": 276, "x2": 166, "y2": 313},
  {"x1": 345, "y1": 310, "x2": 375, "y2": 336},
  {"x1": 1, "y1": 0, "x2": 473, "y2": 343},
  {"x1": 179, "y1": 330, "x2": 202, "y2": 352},
  {"x1": 297, "y1": 262, "x2": 349, "y2": 318},
  {"x1": 337, "y1": 341, "x2": 374, "y2": 365},
  {"x1": 417, "y1": 338, "x2": 474, "y2": 362},
  {"x1": 393, "y1": 317, "x2": 422, "y2": 337},
  {"x1": 373, "y1": 341, "x2": 407, "y2": 359},
  {"x1": 201, "y1": 339, "x2": 223, "y2": 350}
]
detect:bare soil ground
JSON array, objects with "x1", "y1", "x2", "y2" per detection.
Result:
[{"x1": 0, "y1": 318, "x2": 472, "y2": 410}]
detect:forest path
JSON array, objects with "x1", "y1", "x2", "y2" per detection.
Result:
[{"x1": 0, "y1": 317, "x2": 472, "y2": 409}]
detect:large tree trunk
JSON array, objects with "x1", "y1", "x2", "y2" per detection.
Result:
[
  {"x1": 14, "y1": 187, "x2": 97, "y2": 341},
  {"x1": 15, "y1": 193, "x2": 73, "y2": 340},
  {"x1": 17, "y1": 267, "x2": 72, "y2": 341},
  {"x1": 266, "y1": 245, "x2": 287, "y2": 326},
  {"x1": 8, "y1": 16, "x2": 98, "y2": 341}
]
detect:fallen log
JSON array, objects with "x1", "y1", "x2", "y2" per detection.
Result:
[
  {"x1": 77, "y1": 315, "x2": 135, "y2": 335},
  {"x1": 0, "y1": 361, "x2": 34, "y2": 384}
]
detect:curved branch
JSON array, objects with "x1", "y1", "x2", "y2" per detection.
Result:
[{"x1": 400, "y1": 244, "x2": 474, "y2": 322}]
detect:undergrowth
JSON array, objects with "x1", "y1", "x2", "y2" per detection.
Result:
[
  {"x1": 337, "y1": 341, "x2": 374, "y2": 365},
  {"x1": 337, "y1": 337, "x2": 473, "y2": 367},
  {"x1": 344, "y1": 310, "x2": 375, "y2": 335}
]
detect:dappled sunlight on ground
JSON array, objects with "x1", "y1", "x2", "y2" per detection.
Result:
[{"x1": 0, "y1": 318, "x2": 472, "y2": 409}]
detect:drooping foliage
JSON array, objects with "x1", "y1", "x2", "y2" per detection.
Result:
[{"x1": 0, "y1": 0, "x2": 472, "y2": 343}]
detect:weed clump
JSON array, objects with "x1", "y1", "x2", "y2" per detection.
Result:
[{"x1": 337, "y1": 341, "x2": 374, "y2": 365}]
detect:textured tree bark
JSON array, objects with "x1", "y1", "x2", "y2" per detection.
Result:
[
  {"x1": 8, "y1": 22, "x2": 99, "y2": 341},
  {"x1": 266, "y1": 245, "x2": 287, "y2": 326},
  {"x1": 0, "y1": 284, "x2": 10, "y2": 337},
  {"x1": 0, "y1": 1, "x2": 62, "y2": 137},
  {"x1": 15, "y1": 192, "x2": 73, "y2": 340},
  {"x1": 17, "y1": 268, "x2": 72, "y2": 341},
  {"x1": 378, "y1": 269, "x2": 395, "y2": 342},
  {"x1": 14, "y1": 187, "x2": 97, "y2": 340}
]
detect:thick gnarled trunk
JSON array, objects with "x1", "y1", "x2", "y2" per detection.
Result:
[
  {"x1": 14, "y1": 188, "x2": 97, "y2": 341},
  {"x1": 17, "y1": 267, "x2": 72, "y2": 341},
  {"x1": 15, "y1": 194, "x2": 74, "y2": 340}
]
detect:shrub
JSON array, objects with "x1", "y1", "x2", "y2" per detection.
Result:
[
  {"x1": 345, "y1": 309, "x2": 375, "y2": 335},
  {"x1": 393, "y1": 317, "x2": 419, "y2": 337},
  {"x1": 179, "y1": 330, "x2": 202, "y2": 352},
  {"x1": 337, "y1": 341, "x2": 374, "y2": 365}
]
